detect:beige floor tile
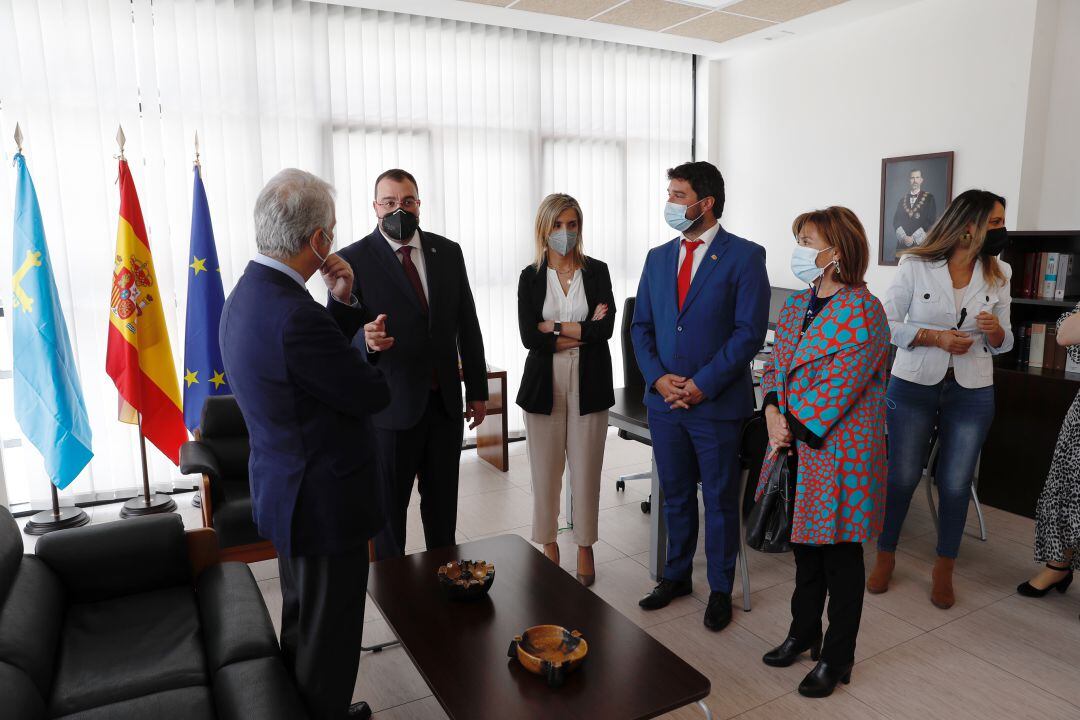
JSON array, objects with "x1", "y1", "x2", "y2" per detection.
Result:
[
  {"x1": 595, "y1": 502, "x2": 654, "y2": 557},
  {"x1": 352, "y1": 619, "x2": 429, "y2": 712},
  {"x1": 729, "y1": 689, "x2": 889, "y2": 720},
  {"x1": 647, "y1": 613, "x2": 808, "y2": 719},
  {"x1": 897, "y1": 529, "x2": 1036, "y2": 592},
  {"x1": 843, "y1": 634, "x2": 1078, "y2": 719},
  {"x1": 587, "y1": 557, "x2": 704, "y2": 629},
  {"x1": 933, "y1": 594, "x2": 1080, "y2": 707},
  {"x1": 979, "y1": 508, "x2": 1037, "y2": 548},
  {"x1": 862, "y1": 552, "x2": 1008, "y2": 631},
  {"x1": 453, "y1": 487, "x2": 535, "y2": 539},
  {"x1": 372, "y1": 696, "x2": 447, "y2": 720},
  {"x1": 689, "y1": 549, "x2": 797, "y2": 605},
  {"x1": 249, "y1": 558, "x2": 279, "y2": 581}
]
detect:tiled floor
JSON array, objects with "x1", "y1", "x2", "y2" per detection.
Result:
[{"x1": 16, "y1": 429, "x2": 1080, "y2": 719}]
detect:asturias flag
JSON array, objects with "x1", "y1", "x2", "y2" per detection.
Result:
[
  {"x1": 12, "y1": 153, "x2": 94, "y2": 490},
  {"x1": 183, "y1": 164, "x2": 230, "y2": 429},
  {"x1": 106, "y1": 159, "x2": 186, "y2": 464}
]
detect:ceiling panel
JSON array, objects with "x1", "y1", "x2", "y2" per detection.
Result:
[
  {"x1": 593, "y1": 0, "x2": 709, "y2": 32},
  {"x1": 664, "y1": 10, "x2": 771, "y2": 42},
  {"x1": 721, "y1": 0, "x2": 847, "y2": 23},
  {"x1": 510, "y1": 0, "x2": 622, "y2": 21}
]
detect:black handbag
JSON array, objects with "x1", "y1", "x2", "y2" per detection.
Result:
[{"x1": 745, "y1": 451, "x2": 795, "y2": 553}]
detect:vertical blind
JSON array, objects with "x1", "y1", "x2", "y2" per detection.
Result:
[{"x1": 0, "y1": 0, "x2": 692, "y2": 507}]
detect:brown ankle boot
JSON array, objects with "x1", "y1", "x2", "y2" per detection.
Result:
[
  {"x1": 867, "y1": 551, "x2": 896, "y2": 594},
  {"x1": 931, "y1": 556, "x2": 956, "y2": 609}
]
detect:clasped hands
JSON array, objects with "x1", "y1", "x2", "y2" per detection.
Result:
[
  {"x1": 933, "y1": 311, "x2": 1003, "y2": 354},
  {"x1": 654, "y1": 373, "x2": 704, "y2": 410}
]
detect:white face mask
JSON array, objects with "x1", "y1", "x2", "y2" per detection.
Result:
[
  {"x1": 311, "y1": 228, "x2": 334, "y2": 267},
  {"x1": 790, "y1": 244, "x2": 835, "y2": 284}
]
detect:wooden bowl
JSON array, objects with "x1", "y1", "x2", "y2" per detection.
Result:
[
  {"x1": 507, "y1": 625, "x2": 588, "y2": 687},
  {"x1": 436, "y1": 560, "x2": 494, "y2": 600}
]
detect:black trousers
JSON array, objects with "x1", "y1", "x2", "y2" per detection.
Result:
[
  {"x1": 789, "y1": 542, "x2": 865, "y2": 666},
  {"x1": 373, "y1": 391, "x2": 464, "y2": 558},
  {"x1": 278, "y1": 550, "x2": 369, "y2": 720}
]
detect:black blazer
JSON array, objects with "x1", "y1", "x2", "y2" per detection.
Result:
[
  {"x1": 220, "y1": 261, "x2": 390, "y2": 557},
  {"x1": 337, "y1": 227, "x2": 488, "y2": 431},
  {"x1": 516, "y1": 256, "x2": 616, "y2": 415}
]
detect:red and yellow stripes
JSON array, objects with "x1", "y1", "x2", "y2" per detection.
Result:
[{"x1": 105, "y1": 159, "x2": 186, "y2": 464}]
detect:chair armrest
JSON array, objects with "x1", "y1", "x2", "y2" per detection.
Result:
[
  {"x1": 186, "y1": 527, "x2": 221, "y2": 580},
  {"x1": 180, "y1": 440, "x2": 224, "y2": 480},
  {"x1": 36, "y1": 514, "x2": 190, "y2": 603}
]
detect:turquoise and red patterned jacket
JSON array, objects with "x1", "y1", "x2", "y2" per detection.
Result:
[{"x1": 756, "y1": 284, "x2": 889, "y2": 545}]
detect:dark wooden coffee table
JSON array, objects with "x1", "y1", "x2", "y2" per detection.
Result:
[{"x1": 368, "y1": 534, "x2": 712, "y2": 719}]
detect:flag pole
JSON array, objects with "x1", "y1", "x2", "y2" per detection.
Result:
[
  {"x1": 190, "y1": 131, "x2": 203, "y2": 512},
  {"x1": 119, "y1": 412, "x2": 177, "y2": 518},
  {"x1": 16, "y1": 124, "x2": 90, "y2": 535}
]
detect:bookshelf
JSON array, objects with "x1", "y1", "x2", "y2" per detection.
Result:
[{"x1": 978, "y1": 230, "x2": 1080, "y2": 518}]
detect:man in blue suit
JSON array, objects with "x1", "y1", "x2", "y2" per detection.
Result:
[
  {"x1": 221, "y1": 169, "x2": 389, "y2": 719},
  {"x1": 631, "y1": 161, "x2": 770, "y2": 632}
]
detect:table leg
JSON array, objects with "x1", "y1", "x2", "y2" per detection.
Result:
[
  {"x1": 697, "y1": 700, "x2": 713, "y2": 719},
  {"x1": 648, "y1": 457, "x2": 666, "y2": 581}
]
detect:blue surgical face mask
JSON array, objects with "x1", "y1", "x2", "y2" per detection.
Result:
[
  {"x1": 664, "y1": 199, "x2": 704, "y2": 233},
  {"x1": 548, "y1": 229, "x2": 578, "y2": 257},
  {"x1": 790, "y1": 244, "x2": 834, "y2": 284}
]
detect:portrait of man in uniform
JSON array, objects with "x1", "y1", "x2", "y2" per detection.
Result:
[{"x1": 879, "y1": 151, "x2": 954, "y2": 266}]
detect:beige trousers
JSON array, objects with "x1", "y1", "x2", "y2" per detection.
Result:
[{"x1": 523, "y1": 348, "x2": 609, "y2": 546}]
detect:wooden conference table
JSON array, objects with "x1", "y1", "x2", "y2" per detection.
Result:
[{"x1": 368, "y1": 534, "x2": 713, "y2": 719}]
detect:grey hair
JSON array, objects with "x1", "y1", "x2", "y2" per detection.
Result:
[{"x1": 254, "y1": 169, "x2": 335, "y2": 259}]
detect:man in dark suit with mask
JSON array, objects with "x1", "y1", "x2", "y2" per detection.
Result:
[{"x1": 337, "y1": 168, "x2": 488, "y2": 558}]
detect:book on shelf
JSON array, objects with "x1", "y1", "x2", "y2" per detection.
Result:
[
  {"x1": 1037, "y1": 254, "x2": 1050, "y2": 299},
  {"x1": 1056, "y1": 254, "x2": 1072, "y2": 300},
  {"x1": 1042, "y1": 252, "x2": 1060, "y2": 299},
  {"x1": 1021, "y1": 253, "x2": 1038, "y2": 298},
  {"x1": 1029, "y1": 322, "x2": 1047, "y2": 367},
  {"x1": 1016, "y1": 324, "x2": 1030, "y2": 368},
  {"x1": 1046, "y1": 326, "x2": 1063, "y2": 370}
]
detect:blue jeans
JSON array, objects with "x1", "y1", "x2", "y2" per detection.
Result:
[{"x1": 878, "y1": 375, "x2": 994, "y2": 558}]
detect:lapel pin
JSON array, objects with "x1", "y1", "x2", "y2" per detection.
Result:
[{"x1": 710, "y1": 254, "x2": 717, "y2": 260}]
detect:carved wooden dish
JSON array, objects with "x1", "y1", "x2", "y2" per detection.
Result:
[
  {"x1": 436, "y1": 560, "x2": 494, "y2": 600},
  {"x1": 507, "y1": 625, "x2": 588, "y2": 687}
]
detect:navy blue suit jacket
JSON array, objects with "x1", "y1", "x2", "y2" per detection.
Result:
[
  {"x1": 631, "y1": 226, "x2": 770, "y2": 421},
  {"x1": 337, "y1": 228, "x2": 488, "y2": 431},
  {"x1": 220, "y1": 261, "x2": 390, "y2": 557}
]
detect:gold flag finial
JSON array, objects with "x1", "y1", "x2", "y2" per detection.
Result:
[
  {"x1": 116, "y1": 125, "x2": 126, "y2": 160},
  {"x1": 14, "y1": 123, "x2": 24, "y2": 153},
  {"x1": 194, "y1": 131, "x2": 201, "y2": 167}
]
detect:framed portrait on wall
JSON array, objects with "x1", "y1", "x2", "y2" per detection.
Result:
[{"x1": 879, "y1": 151, "x2": 954, "y2": 266}]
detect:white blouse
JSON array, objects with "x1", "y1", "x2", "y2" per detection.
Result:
[{"x1": 542, "y1": 268, "x2": 588, "y2": 323}]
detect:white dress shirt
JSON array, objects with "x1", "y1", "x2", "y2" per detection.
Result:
[
  {"x1": 380, "y1": 227, "x2": 429, "y2": 300},
  {"x1": 542, "y1": 268, "x2": 588, "y2": 323},
  {"x1": 677, "y1": 221, "x2": 720, "y2": 282}
]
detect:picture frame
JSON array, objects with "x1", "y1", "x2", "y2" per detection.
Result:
[{"x1": 878, "y1": 151, "x2": 954, "y2": 266}]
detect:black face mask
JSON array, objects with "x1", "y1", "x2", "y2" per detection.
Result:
[
  {"x1": 382, "y1": 208, "x2": 419, "y2": 241},
  {"x1": 980, "y1": 226, "x2": 1009, "y2": 256}
]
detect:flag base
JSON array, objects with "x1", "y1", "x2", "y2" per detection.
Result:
[
  {"x1": 23, "y1": 506, "x2": 91, "y2": 536},
  {"x1": 120, "y1": 493, "x2": 177, "y2": 518},
  {"x1": 191, "y1": 491, "x2": 202, "y2": 509}
]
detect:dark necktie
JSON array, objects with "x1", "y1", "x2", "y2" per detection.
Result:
[{"x1": 398, "y1": 245, "x2": 428, "y2": 314}]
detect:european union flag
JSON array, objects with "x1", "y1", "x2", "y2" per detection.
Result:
[
  {"x1": 183, "y1": 164, "x2": 229, "y2": 430},
  {"x1": 12, "y1": 153, "x2": 94, "y2": 489}
]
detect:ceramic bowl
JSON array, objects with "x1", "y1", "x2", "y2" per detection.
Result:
[
  {"x1": 507, "y1": 624, "x2": 588, "y2": 687},
  {"x1": 436, "y1": 559, "x2": 495, "y2": 600}
]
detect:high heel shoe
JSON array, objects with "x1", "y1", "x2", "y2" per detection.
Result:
[
  {"x1": 1017, "y1": 565, "x2": 1073, "y2": 597},
  {"x1": 576, "y1": 546, "x2": 595, "y2": 587},
  {"x1": 798, "y1": 661, "x2": 852, "y2": 698},
  {"x1": 762, "y1": 634, "x2": 822, "y2": 667}
]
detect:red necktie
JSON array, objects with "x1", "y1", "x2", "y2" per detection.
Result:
[
  {"x1": 677, "y1": 239, "x2": 703, "y2": 311},
  {"x1": 398, "y1": 246, "x2": 428, "y2": 314}
]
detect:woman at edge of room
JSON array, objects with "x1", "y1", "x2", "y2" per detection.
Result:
[
  {"x1": 869, "y1": 190, "x2": 1013, "y2": 609},
  {"x1": 515, "y1": 193, "x2": 616, "y2": 586},
  {"x1": 758, "y1": 206, "x2": 890, "y2": 698},
  {"x1": 1017, "y1": 305, "x2": 1080, "y2": 615}
]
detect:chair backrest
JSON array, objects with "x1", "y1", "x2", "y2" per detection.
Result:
[
  {"x1": 0, "y1": 506, "x2": 23, "y2": 604},
  {"x1": 738, "y1": 412, "x2": 770, "y2": 518},
  {"x1": 621, "y1": 296, "x2": 645, "y2": 397},
  {"x1": 199, "y1": 395, "x2": 250, "y2": 489}
]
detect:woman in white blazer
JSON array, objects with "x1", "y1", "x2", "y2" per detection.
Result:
[{"x1": 868, "y1": 190, "x2": 1013, "y2": 609}]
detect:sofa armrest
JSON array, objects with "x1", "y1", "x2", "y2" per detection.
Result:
[
  {"x1": 186, "y1": 527, "x2": 220, "y2": 580},
  {"x1": 212, "y1": 657, "x2": 308, "y2": 720},
  {"x1": 180, "y1": 440, "x2": 224, "y2": 481},
  {"x1": 197, "y1": 562, "x2": 280, "y2": 673},
  {"x1": 36, "y1": 514, "x2": 190, "y2": 604}
]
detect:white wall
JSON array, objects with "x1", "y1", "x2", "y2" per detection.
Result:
[{"x1": 709, "y1": 0, "x2": 1042, "y2": 298}]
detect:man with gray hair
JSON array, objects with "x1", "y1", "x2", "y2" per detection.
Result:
[{"x1": 220, "y1": 168, "x2": 389, "y2": 719}]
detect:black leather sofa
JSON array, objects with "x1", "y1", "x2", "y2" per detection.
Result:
[{"x1": 0, "y1": 506, "x2": 305, "y2": 719}]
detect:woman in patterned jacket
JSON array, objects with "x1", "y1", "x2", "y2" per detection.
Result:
[
  {"x1": 1017, "y1": 307, "x2": 1080, "y2": 607},
  {"x1": 758, "y1": 206, "x2": 890, "y2": 698}
]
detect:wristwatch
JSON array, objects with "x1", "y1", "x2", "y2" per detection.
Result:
[{"x1": 553, "y1": 322, "x2": 562, "y2": 336}]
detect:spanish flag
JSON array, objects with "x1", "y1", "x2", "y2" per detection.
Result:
[{"x1": 106, "y1": 159, "x2": 186, "y2": 464}]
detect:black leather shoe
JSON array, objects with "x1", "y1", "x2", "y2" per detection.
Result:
[
  {"x1": 1017, "y1": 567, "x2": 1072, "y2": 597},
  {"x1": 703, "y1": 592, "x2": 732, "y2": 632},
  {"x1": 348, "y1": 701, "x2": 372, "y2": 719},
  {"x1": 797, "y1": 661, "x2": 852, "y2": 698},
  {"x1": 762, "y1": 634, "x2": 822, "y2": 667},
  {"x1": 638, "y1": 578, "x2": 693, "y2": 610}
]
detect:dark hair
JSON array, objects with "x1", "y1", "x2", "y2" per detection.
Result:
[
  {"x1": 791, "y1": 207, "x2": 870, "y2": 286},
  {"x1": 374, "y1": 168, "x2": 419, "y2": 199},
  {"x1": 667, "y1": 161, "x2": 725, "y2": 217}
]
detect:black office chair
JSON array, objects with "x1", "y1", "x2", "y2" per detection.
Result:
[{"x1": 614, "y1": 296, "x2": 654, "y2": 512}]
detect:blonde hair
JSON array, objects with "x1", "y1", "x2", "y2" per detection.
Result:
[
  {"x1": 903, "y1": 189, "x2": 1007, "y2": 286},
  {"x1": 533, "y1": 193, "x2": 585, "y2": 269}
]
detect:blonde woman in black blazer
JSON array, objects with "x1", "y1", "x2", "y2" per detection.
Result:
[{"x1": 517, "y1": 193, "x2": 615, "y2": 585}]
